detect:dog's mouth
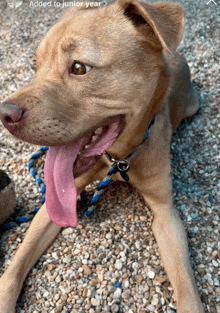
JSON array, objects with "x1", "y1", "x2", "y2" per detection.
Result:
[{"x1": 44, "y1": 116, "x2": 124, "y2": 227}]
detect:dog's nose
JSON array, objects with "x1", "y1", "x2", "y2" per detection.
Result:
[{"x1": 0, "y1": 102, "x2": 24, "y2": 125}]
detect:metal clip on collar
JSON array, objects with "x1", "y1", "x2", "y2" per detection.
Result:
[{"x1": 105, "y1": 152, "x2": 130, "y2": 181}]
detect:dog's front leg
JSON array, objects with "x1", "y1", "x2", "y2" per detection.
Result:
[
  {"x1": 141, "y1": 169, "x2": 205, "y2": 313},
  {"x1": 0, "y1": 202, "x2": 61, "y2": 313}
]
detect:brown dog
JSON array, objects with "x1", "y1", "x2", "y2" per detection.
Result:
[{"x1": 0, "y1": 0, "x2": 204, "y2": 312}]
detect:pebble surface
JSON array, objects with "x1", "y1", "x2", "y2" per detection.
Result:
[{"x1": 0, "y1": 0, "x2": 219, "y2": 312}]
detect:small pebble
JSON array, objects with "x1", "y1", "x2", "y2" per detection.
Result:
[
  {"x1": 113, "y1": 288, "x2": 122, "y2": 299},
  {"x1": 82, "y1": 264, "x2": 92, "y2": 275},
  {"x1": 147, "y1": 271, "x2": 155, "y2": 279}
]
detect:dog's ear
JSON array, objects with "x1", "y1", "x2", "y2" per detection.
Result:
[{"x1": 117, "y1": 0, "x2": 185, "y2": 54}]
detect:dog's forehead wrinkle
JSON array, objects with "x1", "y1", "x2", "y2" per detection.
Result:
[{"x1": 60, "y1": 37, "x2": 76, "y2": 52}]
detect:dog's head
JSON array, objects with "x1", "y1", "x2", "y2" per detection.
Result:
[
  {"x1": 0, "y1": 0, "x2": 185, "y2": 226},
  {"x1": 0, "y1": 0, "x2": 184, "y2": 152}
]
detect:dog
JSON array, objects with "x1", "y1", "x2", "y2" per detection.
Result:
[{"x1": 0, "y1": 0, "x2": 205, "y2": 312}]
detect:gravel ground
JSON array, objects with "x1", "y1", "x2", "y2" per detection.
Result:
[{"x1": 0, "y1": 0, "x2": 220, "y2": 312}]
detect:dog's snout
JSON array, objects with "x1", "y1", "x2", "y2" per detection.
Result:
[{"x1": 0, "y1": 102, "x2": 24, "y2": 125}]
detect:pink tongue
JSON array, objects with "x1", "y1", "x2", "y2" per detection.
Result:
[{"x1": 44, "y1": 137, "x2": 88, "y2": 227}]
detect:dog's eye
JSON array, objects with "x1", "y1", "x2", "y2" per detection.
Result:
[{"x1": 70, "y1": 62, "x2": 92, "y2": 75}]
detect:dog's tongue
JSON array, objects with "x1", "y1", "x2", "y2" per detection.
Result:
[{"x1": 44, "y1": 137, "x2": 88, "y2": 228}]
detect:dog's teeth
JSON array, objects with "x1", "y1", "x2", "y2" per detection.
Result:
[
  {"x1": 94, "y1": 127, "x2": 102, "y2": 135},
  {"x1": 92, "y1": 135, "x2": 98, "y2": 142}
]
